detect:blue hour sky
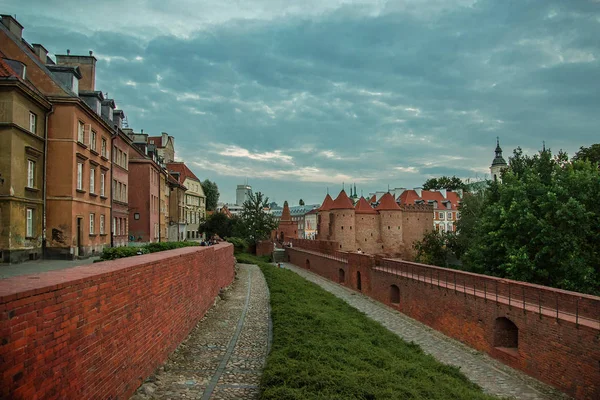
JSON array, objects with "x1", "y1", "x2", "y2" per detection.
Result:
[{"x1": 4, "y1": 0, "x2": 600, "y2": 204}]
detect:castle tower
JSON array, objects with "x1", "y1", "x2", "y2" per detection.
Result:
[
  {"x1": 276, "y1": 201, "x2": 297, "y2": 241},
  {"x1": 375, "y1": 192, "x2": 403, "y2": 254},
  {"x1": 330, "y1": 190, "x2": 356, "y2": 251},
  {"x1": 354, "y1": 197, "x2": 380, "y2": 254},
  {"x1": 490, "y1": 137, "x2": 508, "y2": 182},
  {"x1": 316, "y1": 194, "x2": 334, "y2": 240}
]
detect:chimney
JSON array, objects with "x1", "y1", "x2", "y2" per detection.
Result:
[
  {"x1": 439, "y1": 188, "x2": 447, "y2": 199},
  {"x1": 0, "y1": 15, "x2": 23, "y2": 40},
  {"x1": 113, "y1": 110, "x2": 125, "y2": 130},
  {"x1": 31, "y1": 44, "x2": 48, "y2": 63},
  {"x1": 55, "y1": 52, "x2": 97, "y2": 91},
  {"x1": 414, "y1": 187, "x2": 422, "y2": 197}
]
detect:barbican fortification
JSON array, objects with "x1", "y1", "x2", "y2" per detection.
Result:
[{"x1": 317, "y1": 190, "x2": 433, "y2": 258}]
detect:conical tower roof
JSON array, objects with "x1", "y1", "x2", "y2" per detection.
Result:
[
  {"x1": 331, "y1": 190, "x2": 355, "y2": 210},
  {"x1": 319, "y1": 194, "x2": 334, "y2": 211},
  {"x1": 369, "y1": 194, "x2": 376, "y2": 203},
  {"x1": 375, "y1": 192, "x2": 401, "y2": 211},
  {"x1": 281, "y1": 201, "x2": 291, "y2": 221},
  {"x1": 355, "y1": 197, "x2": 378, "y2": 214}
]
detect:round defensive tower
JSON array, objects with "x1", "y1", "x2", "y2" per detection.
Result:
[
  {"x1": 329, "y1": 190, "x2": 356, "y2": 251},
  {"x1": 354, "y1": 196, "x2": 380, "y2": 254},
  {"x1": 316, "y1": 194, "x2": 334, "y2": 240},
  {"x1": 375, "y1": 192, "x2": 403, "y2": 254}
]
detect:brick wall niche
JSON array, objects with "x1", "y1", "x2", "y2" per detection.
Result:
[{"x1": 0, "y1": 243, "x2": 235, "y2": 399}]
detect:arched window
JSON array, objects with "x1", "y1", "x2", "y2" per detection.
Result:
[
  {"x1": 356, "y1": 271, "x2": 362, "y2": 291},
  {"x1": 338, "y1": 268, "x2": 345, "y2": 283},
  {"x1": 390, "y1": 285, "x2": 400, "y2": 304},
  {"x1": 305, "y1": 259, "x2": 311, "y2": 270},
  {"x1": 494, "y1": 317, "x2": 518, "y2": 350}
]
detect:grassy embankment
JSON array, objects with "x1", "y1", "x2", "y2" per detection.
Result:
[{"x1": 236, "y1": 253, "x2": 498, "y2": 400}]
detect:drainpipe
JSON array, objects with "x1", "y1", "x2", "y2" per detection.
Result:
[
  {"x1": 42, "y1": 105, "x2": 54, "y2": 258},
  {"x1": 109, "y1": 131, "x2": 117, "y2": 247}
]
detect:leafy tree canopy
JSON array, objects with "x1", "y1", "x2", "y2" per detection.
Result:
[
  {"x1": 238, "y1": 192, "x2": 278, "y2": 245},
  {"x1": 299, "y1": 199, "x2": 305, "y2": 206},
  {"x1": 422, "y1": 176, "x2": 466, "y2": 191},
  {"x1": 198, "y1": 212, "x2": 241, "y2": 239},
  {"x1": 572, "y1": 143, "x2": 600, "y2": 165},
  {"x1": 201, "y1": 179, "x2": 220, "y2": 211}
]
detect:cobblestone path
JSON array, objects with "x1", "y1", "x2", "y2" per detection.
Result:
[
  {"x1": 131, "y1": 264, "x2": 270, "y2": 400},
  {"x1": 279, "y1": 262, "x2": 569, "y2": 400}
]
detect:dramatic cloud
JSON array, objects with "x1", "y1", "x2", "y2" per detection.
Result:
[{"x1": 6, "y1": 0, "x2": 600, "y2": 204}]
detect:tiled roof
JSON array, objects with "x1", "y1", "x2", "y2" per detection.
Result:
[
  {"x1": 355, "y1": 197, "x2": 377, "y2": 214},
  {"x1": 330, "y1": 190, "x2": 354, "y2": 210},
  {"x1": 398, "y1": 189, "x2": 460, "y2": 210},
  {"x1": 375, "y1": 192, "x2": 401, "y2": 211},
  {"x1": 166, "y1": 162, "x2": 201, "y2": 183},
  {"x1": 319, "y1": 194, "x2": 334, "y2": 211},
  {"x1": 0, "y1": 57, "x2": 16, "y2": 78},
  {"x1": 368, "y1": 195, "x2": 376, "y2": 203}
]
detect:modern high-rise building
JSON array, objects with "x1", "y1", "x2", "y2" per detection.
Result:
[{"x1": 236, "y1": 184, "x2": 252, "y2": 206}]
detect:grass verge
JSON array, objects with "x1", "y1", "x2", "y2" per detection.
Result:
[{"x1": 236, "y1": 253, "x2": 497, "y2": 400}]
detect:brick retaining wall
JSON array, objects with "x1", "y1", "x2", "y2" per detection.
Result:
[
  {"x1": 287, "y1": 247, "x2": 600, "y2": 400},
  {"x1": 0, "y1": 243, "x2": 235, "y2": 399}
]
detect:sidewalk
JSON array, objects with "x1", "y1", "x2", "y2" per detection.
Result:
[
  {"x1": 279, "y1": 262, "x2": 568, "y2": 400},
  {"x1": 131, "y1": 264, "x2": 271, "y2": 400},
  {"x1": 0, "y1": 257, "x2": 100, "y2": 279}
]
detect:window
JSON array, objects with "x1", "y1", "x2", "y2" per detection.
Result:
[
  {"x1": 90, "y1": 130, "x2": 96, "y2": 151},
  {"x1": 101, "y1": 138, "x2": 107, "y2": 157},
  {"x1": 77, "y1": 163, "x2": 83, "y2": 190},
  {"x1": 447, "y1": 212, "x2": 452, "y2": 220},
  {"x1": 100, "y1": 173, "x2": 105, "y2": 196},
  {"x1": 90, "y1": 168, "x2": 95, "y2": 193},
  {"x1": 26, "y1": 208, "x2": 33, "y2": 237},
  {"x1": 439, "y1": 212, "x2": 445, "y2": 220},
  {"x1": 113, "y1": 217, "x2": 117, "y2": 235},
  {"x1": 29, "y1": 112, "x2": 37, "y2": 133},
  {"x1": 27, "y1": 160, "x2": 35, "y2": 188},
  {"x1": 113, "y1": 180, "x2": 117, "y2": 200},
  {"x1": 123, "y1": 153, "x2": 127, "y2": 169},
  {"x1": 89, "y1": 213, "x2": 95, "y2": 234},
  {"x1": 100, "y1": 215, "x2": 105, "y2": 234},
  {"x1": 78, "y1": 121, "x2": 85, "y2": 143},
  {"x1": 113, "y1": 146, "x2": 118, "y2": 162}
]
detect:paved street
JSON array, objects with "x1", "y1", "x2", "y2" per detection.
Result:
[
  {"x1": 0, "y1": 257, "x2": 100, "y2": 279},
  {"x1": 279, "y1": 262, "x2": 568, "y2": 400},
  {"x1": 131, "y1": 264, "x2": 271, "y2": 400}
]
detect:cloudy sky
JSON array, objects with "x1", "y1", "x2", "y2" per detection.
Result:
[{"x1": 5, "y1": 0, "x2": 600, "y2": 204}]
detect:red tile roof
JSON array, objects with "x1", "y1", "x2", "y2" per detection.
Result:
[
  {"x1": 355, "y1": 197, "x2": 377, "y2": 214},
  {"x1": 375, "y1": 192, "x2": 401, "y2": 211},
  {"x1": 398, "y1": 189, "x2": 460, "y2": 210},
  {"x1": 369, "y1": 195, "x2": 376, "y2": 203},
  {"x1": 319, "y1": 194, "x2": 334, "y2": 211},
  {"x1": 330, "y1": 190, "x2": 354, "y2": 210},
  {"x1": 0, "y1": 57, "x2": 16, "y2": 78},
  {"x1": 166, "y1": 162, "x2": 201, "y2": 183}
]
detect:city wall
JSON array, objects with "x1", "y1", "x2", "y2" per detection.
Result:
[
  {"x1": 286, "y1": 246, "x2": 600, "y2": 400},
  {"x1": 0, "y1": 243, "x2": 235, "y2": 399}
]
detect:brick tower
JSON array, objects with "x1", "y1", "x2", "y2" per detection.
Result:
[
  {"x1": 316, "y1": 194, "x2": 334, "y2": 240},
  {"x1": 375, "y1": 192, "x2": 403, "y2": 254},
  {"x1": 276, "y1": 201, "x2": 296, "y2": 242},
  {"x1": 354, "y1": 196, "x2": 380, "y2": 254},
  {"x1": 329, "y1": 190, "x2": 355, "y2": 251}
]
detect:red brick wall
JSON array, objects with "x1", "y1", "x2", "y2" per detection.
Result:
[
  {"x1": 286, "y1": 247, "x2": 600, "y2": 400},
  {"x1": 0, "y1": 243, "x2": 235, "y2": 400},
  {"x1": 256, "y1": 240, "x2": 273, "y2": 257}
]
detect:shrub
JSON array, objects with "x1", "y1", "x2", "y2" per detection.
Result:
[
  {"x1": 226, "y1": 237, "x2": 248, "y2": 253},
  {"x1": 99, "y1": 241, "x2": 200, "y2": 261}
]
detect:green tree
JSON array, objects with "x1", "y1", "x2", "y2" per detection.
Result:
[
  {"x1": 201, "y1": 179, "x2": 220, "y2": 211},
  {"x1": 462, "y1": 148, "x2": 600, "y2": 295},
  {"x1": 572, "y1": 143, "x2": 600, "y2": 165},
  {"x1": 299, "y1": 199, "x2": 305, "y2": 206},
  {"x1": 413, "y1": 231, "x2": 456, "y2": 267},
  {"x1": 422, "y1": 176, "x2": 466, "y2": 191},
  {"x1": 238, "y1": 192, "x2": 278, "y2": 245},
  {"x1": 198, "y1": 212, "x2": 238, "y2": 239}
]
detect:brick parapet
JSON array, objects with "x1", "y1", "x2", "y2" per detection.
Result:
[
  {"x1": 286, "y1": 248, "x2": 600, "y2": 399},
  {"x1": 0, "y1": 243, "x2": 235, "y2": 399}
]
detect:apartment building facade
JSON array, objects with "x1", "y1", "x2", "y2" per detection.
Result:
[
  {"x1": 166, "y1": 162, "x2": 205, "y2": 240},
  {"x1": 0, "y1": 54, "x2": 52, "y2": 263}
]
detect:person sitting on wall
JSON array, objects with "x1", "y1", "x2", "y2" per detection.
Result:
[{"x1": 357, "y1": 248, "x2": 363, "y2": 254}]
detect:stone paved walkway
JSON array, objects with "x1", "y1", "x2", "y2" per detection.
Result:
[
  {"x1": 131, "y1": 264, "x2": 270, "y2": 400},
  {"x1": 279, "y1": 262, "x2": 569, "y2": 400}
]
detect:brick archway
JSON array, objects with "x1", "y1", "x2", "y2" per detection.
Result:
[
  {"x1": 494, "y1": 317, "x2": 518, "y2": 350},
  {"x1": 390, "y1": 284, "x2": 400, "y2": 304},
  {"x1": 338, "y1": 268, "x2": 345, "y2": 283}
]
